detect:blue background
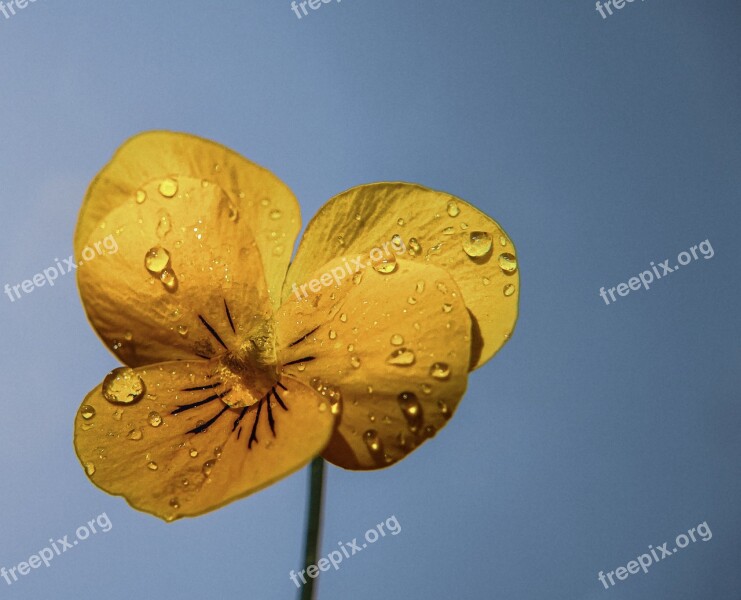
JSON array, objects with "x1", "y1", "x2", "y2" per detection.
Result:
[{"x1": 0, "y1": 1, "x2": 739, "y2": 598}]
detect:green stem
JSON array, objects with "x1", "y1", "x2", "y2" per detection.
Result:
[{"x1": 300, "y1": 457, "x2": 325, "y2": 600}]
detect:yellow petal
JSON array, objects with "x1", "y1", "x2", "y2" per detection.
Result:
[
  {"x1": 74, "y1": 360, "x2": 334, "y2": 521},
  {"x1": 75, "y1": 131, "x2": 300, "y2": 307},
  {"x1": 276, "y1": 254, "x2": 471, "y2": 470},
  {"x1": 77, "y1": 177, "x2": 274, "y2": 366},
  {"x1": 282, "y1": 183, "x2": 518, "y2": 370}
]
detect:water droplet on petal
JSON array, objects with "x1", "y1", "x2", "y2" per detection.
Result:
[
  {"x1": 446, "y1": 200, "x2": 460, "y2": 217},
  {"x1": 429, "y1": 362, "x2": 451, "y2": 380},
  {"x1": 352, "y1": 271, "x2": 363, "y2": 285},
  {"x1": 398, "y1": 392, "x2": 422, "y2": 432},
  {"x1": 127, "y1": 428, "x2": 143, "y2": 441},
  {"x1": 269, "y1": 209, "x2": 282, "y2": 220},
  {"x1": 407, "y1": 296, "x2": 417, "y2": 305},
  {"x1": 499, "y1": 235, "x2": 507, "y2": 246},
  {"x1": 189, "y1": 449, "x2": 198, "y2": 458},
  {"x1": 397, "y1": 218, "x2": 406, "y2": 226},
  {"x1": 364, "y1": 430, "x2": 383, "y2": 456},
  {"x1": 112, "y1": 408, "x2": 123, "y2": 421},
  {"x1": 148, "y1": 411, "x2": 163, "y2": 427},
  {"x1": 442, "y1": 303, "x2": 453, "y2": 313},
  {"x1": 177, "y1": 325, "x2": 189, "y2": 337},
  {"x1": 408, "y1": 238, "x2": 422, "y2": 256},
  {"x1": 85, "y1": 462, "x2": 96, "y2": 476},
  {"x1": 438, "y1": 399, "x2": 451, "y2": 418},
  {"x1": 442, "y1": 226, "x2": 455, "y2": 235},
  {"x1": 160, "y1": 268, "x2": 178, "y2": 292},
  {"x1": 463, "y1": 231, "x2": 493, "y2": 258},
  {"x1": 144, "y1": 246, "x2": 171, "y2": 275},
  {"x1": 421, "y1": 383, "x2": 432, "y2": 394},
  {"x1": 135, "y1": 190, "x2": 147, "y2": 204},
  {"x1": 483, "y1": 277, "x2": 491, "y2": 286},
  {"x1": 390, "y1": 334, "x2": 404, "y2": 346},
  {"x1": 504, "y1": 283, "x2": 516, "y2": 296},
  {"x1": 169, "y1": 498, "x2": 180, "y2": 509},
  {"x1": 498, "y1": 252, "x2": 518, "y2": 274},
  {"x1": 350, "y1": 355, "x2": 361, "y2": 369},
  {"x1": 372, "y1": 254, "x2": 398, "y2": 274},
  {"x1": 202, "y1": 460, "x2": 215, "y2": 477},
  {"x1": 214, "y1": 446, "x2": 223, "y2": 459},
  {"x1": 328, "y1": 329, "x2": 337, "y2": 340},
  {"x1": 147, "y1": 461, "x2": 158, "y2": 471},
  {"x1": 340, "y1": 313, "x2": 348, "y2": 323},
  {"x1": 387, "y1": 348, "x2": 416, "y2": 366},
  {"x1": 156, "y1": 212, "x2": 172, "y2": 238},
  {"x1": 102, "y1": 368, "x2": 145, "y2": 405},
  {"x1": 158, "y1": 178, "x2": 178, "y2": 198},
  {"x1": 80, "y1": 405, "x2": 96, "y2": 420}
]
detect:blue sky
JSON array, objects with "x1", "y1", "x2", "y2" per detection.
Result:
[{"x1": 0, "y1": 1, "x2": 739, "y2": 599}]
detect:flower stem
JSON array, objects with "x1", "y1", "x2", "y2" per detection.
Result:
[{"x1": 300, "y1": 457, "x2": 325, "y2": 600}]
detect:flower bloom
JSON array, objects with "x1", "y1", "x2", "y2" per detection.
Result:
[{"x1": 73, "y1": 131, "x2": 519, "y2": 521}]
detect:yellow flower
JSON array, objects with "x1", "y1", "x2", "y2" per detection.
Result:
[{"x1": 73, "y1": 131, "x2": 519, "y2": 521}]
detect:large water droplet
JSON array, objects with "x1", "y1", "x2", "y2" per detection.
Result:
[
  {"x1": 102, "y1": 368, "x2": 145, "y2": 405},
  {"x1": 387, "y1": 348, "x2": 416, "y2": 366},
  {"x1": 144, "y1": 246, "x2": 171, "y2": 275},
  {"x1": 463, "y1": 231, "x2": 493, "y2": 258},
  {"x1": 372, "y1": 254, "x2": 398, "y2": 274},
  {"x1": 429, "y1": 362, "x2": 450, "y2": 380},
  {"x1": 504, "y1": 283, "x2": 516, "y2": 296},
  {"x1": 498, "y1": 252, "x2": 518, "y2": 274},
  {"x1": 158, "y1": 178, "x2": 178, "y2": 198},
  {"x1": 446, "y1": 200, "x2": 460, "y2": 217},
  {"x1": 148, "y1": 411, "x2": 163, "y2": 427},
  {"x1": 80, "y1": 405, "x2": 96, "y2": 420}
]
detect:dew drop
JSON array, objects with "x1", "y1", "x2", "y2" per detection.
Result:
[
  {"x1": 269, "y1": 209, "x2": 282, "y2": 220},
  {"x1": 124, "y1": 331, "x2": 133, "y2": 341},
  {"x1": 504, "y1": 283, "x2": 516, "y2": 297},
  {"x1": 144, "y1": 246, "x2": 171, "y2": 275},
  {"x1": 390, "y1": 334, "x2": 404, "y2": 346},
  {"x1": 442, "y1": 303, "x2": 453, "y2": 313},
  {"x1": 397, "y1": 218, "x2": 406, "y2": 226},
  {"x1": 148, "y1": 411, "x2": 163, "y2": 427},
  {"x1": 463, "y1": 231, "x2": 493, "y2": 258},
  {"x1": 214, "y1": 446, "x2": 223, "y2": 458},
  {"x1": 398, "y1": 392, "x2": 422, "y2": 432},
  {"x1": 169, "y1": 498, "x2": 180, "y2": 509},
  {"x1": 202, "y1": 460, "x2": 215, "y2": 477},
  {"x1": 156, "y1": 213, "x2": 172, "y2": 238},
  {"x1": 446, "y1": 200, "x2": 460, "y2": 217},
  {"x1": 127, "y1": 428, "x2": 143, "y2": 441},
  {"x1": 364, "y1": 430, "x2": 383, "y2": 455},
  {"x1": 387, "y1": 348, "x2": 416, "y2": 366},
  {"x1": 442, "y1": 226, "x2": 455, "y2": 235},
  {"x1": 498, "y1": 252, "x2": 518, "y2": 274},
  {"x1": 112, "y1": 408, "x2": 123, "y2": 421},
  {"x1": 408, "y1": 237, "x2": 422, "y2": 256},
  {"x1": 352, "y1": 271, "x2": 363, "y2": 285},
  {"x1": 147, "y1": 461, "x2": 158, "y2": 471},
  {"x1": 102, "y1": 368, "x2": 145, "y2": 405},
  {"x1": 135, "y1": 190, "x2": 147, "y2": 204},
  {"x1": 189, "y1": 449, "x2": 199, "y2": 458},
  {"x1": 350, "y1": 355, "x2": 361, "y2": 369},
  {"x1": 391, "y1": 234, "x2": 403, "y2": 247},
  {"x1": 80, "y1": 405, "x2": 96, "y2": 420},
  {"x1": 372, "y1": 254, "x2": 398, "y2": 274},
  {"x1": 347, "y1": 344, "x2": 355, "y2": 352},
  {"x1": 429, "y1": 362, "x2": 451, "y2": 380},
  {"x1": 85, "y1": 462, "x2": 96, "y2": 476},
  {"x1": 421, "y1": 383, "x2": 432, "y2": 395},
  {"x1": 158, "y1": 178, "x2": 178, "y2": 198},
  {"x1": 160, "y1": 269, "x2": 179, "y2": 292},
  {"x1": 483, "y1": 277, "x2": 491, "y2": 286},
  {"x1": 416, "y1": 280, "x2": 426, "y2": 293},
  {"x1": 177, "y1": 325, "x2": 189, "y2": 337},
  {"x1": 328, "y1": 329, "x2": 337, "y2": 340},
  {"x1": 340, "y1": 313, "x2": 348, "y2": 323},
  {"x1": 407, "y1": 296, "x2": 417, "y2": 305},
  {"x1": 499, "y1": 235, "x2": 507, "y2": 246}
]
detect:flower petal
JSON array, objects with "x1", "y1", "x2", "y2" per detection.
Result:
[
  {"x1": 282, "y1": 183, "x2": 518, "y2": 370},
  {"x1": 76, "y1": 131, "x2": 300, "y2": 306},
  {"x1": 276, "y1": 255, "x2": 471, "y2": 470},
  {"x1": 74, "y1": 360, "x2": 334, "y2": 521},
  {"x1": 77, "y1": 177, "x2": 273, "y2": 366}
]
